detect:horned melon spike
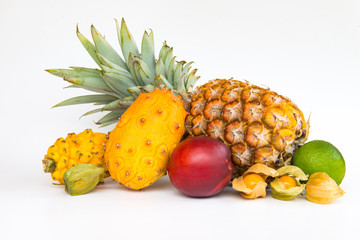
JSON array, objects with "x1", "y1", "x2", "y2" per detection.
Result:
[{"x1": 46, "y1": 18, "x2": 200, "y2": 127}]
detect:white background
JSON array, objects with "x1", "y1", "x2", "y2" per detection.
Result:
[{"x1": 1, "y1": 0, "x2": 360, "y2": 239}]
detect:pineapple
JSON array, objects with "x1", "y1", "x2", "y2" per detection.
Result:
[
  {"x1": 43, "y1": 129, "x2": 108, "y2": 183},
  {"x1": 105, "y1": 88, "x2": 187, "y2": 190},
  {"x1": 47, "y1": 19, "x2": 309, "y2": 178},
  {"x1": 184, "y1": 79, "x2": 309, "y2": 177}
]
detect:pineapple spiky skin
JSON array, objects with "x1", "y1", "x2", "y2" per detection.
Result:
[
  {"x1": 184, "y1": 79, "x2": 309, "y2": 178},
  {"x1": 105, "y1": 88, "x2": 187, "y2": 190},
  {"x1": 43, "y1": 129, "x2": 108, "y2": 183}
]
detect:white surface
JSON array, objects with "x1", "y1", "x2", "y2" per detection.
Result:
[{"x1": 1, "y1": 0, "x2": 360, "y2": 239}]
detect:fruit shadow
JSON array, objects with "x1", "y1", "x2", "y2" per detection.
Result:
[{"x1": 93, "y1": 175, "x2": 174, "y2": 193}]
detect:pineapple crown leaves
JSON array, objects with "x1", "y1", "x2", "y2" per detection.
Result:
[{"x1": 46, "y1": 18, "x2": 200, "y2": 127}]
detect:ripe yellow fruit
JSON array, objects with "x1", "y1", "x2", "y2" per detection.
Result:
[
  {"x1": 243, "y1": 174, "x2": 265, "y2": 190},
  {"x1": 43, "y1": 129, "x2": 108, "y2": 184},
  {"x1": 279, "y1": 175, "x2": 297, "y2": 189},
  {"x1": 105, "y1": 88, "x2": 187, "y2": 190}
]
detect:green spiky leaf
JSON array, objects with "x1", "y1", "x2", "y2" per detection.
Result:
[
  {"x1": 164, "y1": 47, "x2": 173, "y2": 71},
  {"x1": 154, "y1": 75, "x2": 173, "y2": 89},
  {"x1": 96, "y1": 54, "x2": 133, "y2": 79},
  {"x1": 46, "y1": 68, "x2": 117, "y2": 95},
  {"x1": 100, "y1": 72, "x2": 134, "y2": 97},
  {"x1": 80, "y1": 108, "x2": 103, "y2": 119},
  {"x1": 127, "y1": 86, "x2": 142, "y2": 98},
  {"x1": 76, "y1": 26, "x2": 102, "y2": 67},
  {"x1": 96, "y1": 111, "x2": 124, "y2": 125},
  {"x1": 176, "y1": 73, "x2": 187, "y2": 92},
  {"x1": 117, "y1": 18, "x2": 140, "y2": 63},
  {"x1": 183, "y1": 61, "x2": 194, "y2": 74},
  {"x1": 167, "y1": 57, "x2": 176, "y2": 86},
  {"x1": 159, "y1": 42, "x2": 171, "y2": 63},
  {"x1": 134, "y1": 58, "x2": 156, "y2": 85},
  {"x1": 102, "y1": 99, "x2": 127, "y2": 112},
  {"x1": 91, "y1": 25, "x2": 128, "y2": 70},
  {"x1": 173, "y1": 61, "x2": 185, "y2": 89},
  {"x1": 127, "y1": 53, "x2": 141, "y2": 85},
  {"x1": 141, "y1": 30, "x2": 156, "y2": 72},
  {"x1": 53, "y1": 94, "x2": 118, "y2": 108},
  {"x1": 99, "y1": 119, "x2": 120, "y2": 128},
  {"x1": 155, "y1": 58, "x2": 167, "y2": 78},
  {"x1": 99, "y1": 64, "x2": 135, "y2": 84},
  {"x1": 186, "y1": 69, "x2": 199, "y2": 89},
  {"x1": 139, "y1": 84, "x2": 156, "y2": 93},
  {"x1": 63, "y1": 85, "x2": 81, "y2": 89},
  {"x1": 117, "y1": 96, "x2": 135, "y2": 108},
  {"x1": 47, "y1": 19, "x2": 200, "y2": 126}
]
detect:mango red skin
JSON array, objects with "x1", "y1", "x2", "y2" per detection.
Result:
[{"x1": 167, "y1": 136, "x2": 233, "y2": 197}]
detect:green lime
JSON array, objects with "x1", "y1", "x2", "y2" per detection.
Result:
[{"x1": 292, "y1": 140, "x2": 345, "y2": 185}]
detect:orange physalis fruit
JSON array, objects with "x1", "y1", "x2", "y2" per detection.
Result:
[
  {"x1": 279, "y1": 175, "x2": 297, "y2": 189},
  {"x1": 243, "y1": 173, "x2": 265, "y2": 190}
]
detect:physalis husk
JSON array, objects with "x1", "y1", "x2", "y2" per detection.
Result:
[
  {"x1": 232, "y1": 163, "x2": 278, "y2": 199},
  {"x1": 306, "y1": 172, "x2": 344, "y2": 204},
  {"x1": 270, "y1": 165, "x2": 308, "y2": 200}
]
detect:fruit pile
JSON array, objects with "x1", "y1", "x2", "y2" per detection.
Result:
[{"x1": 43, "y1": 19, "x2": 345, "y2": 204}]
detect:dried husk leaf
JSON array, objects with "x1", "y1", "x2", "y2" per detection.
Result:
[
  {"x1": 232, "y1": 175, "x2": 267, "y2": 199},
  {"x1": 270, "y1": 178, "x2": 305, "y2": 200},
  {"x1": 276, "y1": 165, "x2": 308, "y2": 181},
  {"x1": 243, "y1": 163, "x2": 279, "y2": 180},
  {"x1": 306, "y1": 172, "x2": 344, "y2": 204},
  {"x1": 64, "y1": 164, "x2": 106, "y2": 196}
]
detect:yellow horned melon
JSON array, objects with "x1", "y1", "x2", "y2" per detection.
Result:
[{"x1": 105, "y1": 88, "x2": 187, "y2": 190}]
